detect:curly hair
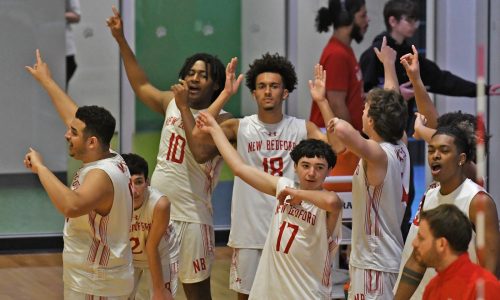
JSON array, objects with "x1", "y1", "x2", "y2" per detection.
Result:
[
  {"x1": 178, "y1": 53, "x2": 225, "y2": 102},
  {"x1": 290, "y1": 139, "x2": 337, "y2": 169},
  {"x1": 245, "y1": 53, "x2": 297, "y2": 92},
  {"x1": 433, "y1": 126, "x2": 475, "y2": 164},
  {"x1": 366, "y1": 88, "x2": 407, "y2": 144},
  {"x1": 315, "y1": 0, "x2": 366, "y2": 32},
  {"x1": 75, "y1": 105, "x2": 115, "y2": 149}
]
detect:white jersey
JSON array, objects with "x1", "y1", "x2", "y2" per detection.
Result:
[
  {"x1": 249, "y1": 177, "x2": 336, "y2": 300},
  {"x1": 350, "y1": 141, "x2": 410, "y2": 273},
  {"x1": 129, "y1": 187, "x2": 176, "y2": 268},
  {"x1": 63, "y1": 152, "x2": 134, "y2": 296},
  {"x1": 228, "y1": 114, "x2": 307, "y2": 248},
  {"x1": 394, "y1": 179, "x2": 484, "y2": 299},
  {"x1": 150, "y1": 100, "x2": 224, "y2": 225}
]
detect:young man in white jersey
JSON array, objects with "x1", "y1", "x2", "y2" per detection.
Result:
[
  {"x1": 122, "y1": 153, "x2": 180, "y2": 300},
  {"x1": 393, "y1": 125, "x2": 500, "y2": 300},
  {"x1": 107, "y1": 7, "x2": 233, "y2": 299},
  {"x1": 327, "y1": 37, "x2": 410, "y2": 299},
  {"x1": 24, "y1": 50, "x2": 134, "y2": 299},
  {"x1": 173, "y1": 53, "x2": 343, "y2": 299},
  {"x1": 197, "y1": 111, "x2": 343, "y2": 299}
]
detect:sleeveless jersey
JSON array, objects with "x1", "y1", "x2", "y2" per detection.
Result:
[
  {"x1": 129, "y1": 187, "x2": 176, "y2": 268},
  {"x1": 394, "y1": 178, "x2": 484, "y2": 299},
  {"x1": 228, "y1": 114, "x2": 307, "y2": 248},
  {"x1": 150, "y1": 100, "x2": 224, "y2": 225},
  {"x1": 63, "y1": 152, "x2": 134, "y2": 296},
  {"x1": 249, "y1": 177, "x2": 335, "y2": 300},
  {"x1": 350, "y1": 141, "x2": 410, "y2": 273}
]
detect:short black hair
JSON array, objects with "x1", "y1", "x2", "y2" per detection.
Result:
[
  {"x1": 384, "y1": 0, "x2": 419, "y2": 31},
  {"x1": 315, "y1": 0, "x2": 366, "y2": 32},
  {"x1": 178, "y1": 53, "x2": 225, "y2": 102},
  {"x1": 366, "y1": 88, "x2": 407, "y2": 144},
  {"x1": 420, "y1": 204, "x2": 472, "y2": 254},
  {"x1": 432, "y1": 126, "x2": 475, "y2": 164},
  {"x1": 121, "y1": 153, "x2": 149, "y2": 180},
  {"x1": 290, "y1": 139, "x2": 336, "y2": 169},
  {"x1": 245, "y1": 53, "x2": 297, "y2": 93},
  {"x1": 75, "y1": 105, "x2": 115, "y2": 149}
]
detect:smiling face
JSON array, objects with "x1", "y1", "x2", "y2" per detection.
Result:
[
  {"x1": 64, "y1": 118, "x2": 89, "y2": 159},
  {"x1": 427, "y1": 134, "x2": 466, "y2": 186},
  {"x1": 183, "y1": 60, "x2": 218, "y2": 107},
  {"x1": 252, "y1": 72, "x2": 288, "y2": 112},
  {"x1": 295, "y1": 156, "x2": 330, "y2": 191}
]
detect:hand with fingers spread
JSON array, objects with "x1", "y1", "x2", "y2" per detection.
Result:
[
  {"x1": 399, "y1": 81, "x2": 415, "y2": 101},
  {"x1": 277, "y1": 187, "x2": 302, "y2": 206},
  {"x1": 195, "y1": 111, "x2": 220, "y2": 135},
  {"x1": 413, "y1": 112, "x2": 428, "y2": 140},
  {"x1": 222, "y1": 57, "x2": 244, "y2": 97},
  {"x1": 24, "y1": 147, "x2": 45, "y2": 174},
  {"x1": 106, "y1": 5, "x2": 124, "y2": 41},
  {"x1": 25, "y1": 49, "x2": 53, "y2": 85},
  {"x1": 374, "y1": 36, "x2": 397, "y2": 65},
  {"x1": 309, "y1": 64, "x2": 327, "y2": 104},
  {"x1": 400, "y1": 45, "x2": 420, "y2": 82},
  {"x1": 171, "y1": 79, "x2": 189, "y2": 110}
]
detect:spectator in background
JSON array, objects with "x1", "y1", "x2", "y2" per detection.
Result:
[{"x1": 65, "y1": 0, "x2": 81, "y2": 88}]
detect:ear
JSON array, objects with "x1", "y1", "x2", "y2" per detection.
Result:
[
  {"x1": 252, "y1": 91, "x2": 257, "y2": 101},
  {"x1": 282, "y1": 89, "x2": 289, "y2": 100},
  {"x1": 388, "y1": 16, "x2": 398, "y2": 28},
  {"x1": 87, "y1": 136, "x2": 99, "y2": 150},
  {"x1": 458, "y1": 153, "x2": 466, "y2": 166},
  {"x1": 435, "y1": 237, "x2": 448, "y2": 253}
]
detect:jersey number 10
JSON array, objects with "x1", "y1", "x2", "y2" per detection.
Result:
[{"x1": 166, "y1": 133, "x2": 186, "y2": 164}]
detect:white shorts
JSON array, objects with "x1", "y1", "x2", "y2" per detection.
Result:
[
  {"x1": 64, "y1": 286, "x2": 128, "y2": 300},
  {"x1": 172, "y1": 220, "x2": 215, "y2": 283},
  {"x1": 131, "y1": 260, "x2": 179, "y2": 300},
  {"x1": 229, "y1": 248, "x2": 262, "y2": 294},
  {"x1": 348, "y1": 265, "x2": 397, "y2": 300}
]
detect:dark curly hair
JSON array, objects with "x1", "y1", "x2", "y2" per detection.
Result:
[
  {"x1": 178, "y1": 53, "x2": 225, "y2": 102},
  {"x1": 366, "y1": 88, "x2": 407, "y2": 144},
  {"x1": 290, "y1": 139, "x2": 337, "y2": 169},
  {"x1": 245, "y1": 53, "x2": 297, "y2": 93},
  {"x1": 316, "y1": 0, "x2": 366, "y2": 32},
  {"x1": 122, "y1": 153, "x2": 149, "y2": 180},
  {"x1": 75, "y1": 105, "x2": 115, "y2": 150},
  {"x1": 433, "y1": 126, "x2": 475, "y2": 164}
]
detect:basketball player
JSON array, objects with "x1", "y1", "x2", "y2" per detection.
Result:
[
  {"x1": 393, "y1": 126, "x2": 500, "y2": 300},
  {"x1": 107, "y1": 7, "x2": 228, "y2": 299},
  {"x1": 122, "y1": 153, "x2": 180, "y2": 300},
  {"x1": 174, "y1": 53, "x2": 343, "y2": 299},
  {"x1": 197, "y1": 111, "x2": 343, "y2": 299},
  {"x1": 24, "y1": 49, "x2": 134, "y2": 299},
  {"x1": 327, "y1": 37, "x2": 410, "y2": 299}
]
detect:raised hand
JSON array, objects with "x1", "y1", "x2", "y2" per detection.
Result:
[
  {"x1": 24, "y1": 147, "x2": 44, "y2": 174},
  {"x1": 308, "y1": 64, "x2": 327, "y2": 104},
  {"x1": 374, "y1": 36, "x2": 397, "y2": 65},
  {"x1": 171, "y1": 79, "x2": 189, "y2": 110},
  {"x1": 195, "y1": 111, "x2": 219, "y2": 134},
  {"x1": 400, "y1": 45, "x2": 420, "y2": 82},
  {"x1": 106, "y1": 5, "x2": 124, "y2": 40},
  {"x1": 277, "y1": 187, "x2": 302, "y2": 206},
  {"x1": 413, "y1": 112, "x2": 428, "y2": 140},
  {"x1": 25, "y1": 49, "x2": 52, "y2": 84},
  {"x1": 223, "y1": 57, "x2": 244, "y2": 96}
]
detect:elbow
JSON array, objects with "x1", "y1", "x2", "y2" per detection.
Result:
[
  {"x1": 333, "y1": 122, "x2": 350, "y2": 141},
  {"x1": 327, "y1": 194, "x2": 343, "y2": 213}
]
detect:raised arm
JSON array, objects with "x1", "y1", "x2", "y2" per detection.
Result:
[
  {"x1": 413, "y1": 112, "x2": 435, "y2": 142},
  {"x1": 146, "y1": 196, "x2": 174, "y2": 300},
  {"x1": 25, "y1": 49, "x2": 77, "y2": 126},
  {"x1": 24, "y1": 148, "x2": 114, "y2": 218},
  {"x1": 307, "y1": 64, "x2": 346, "y2": 153},
  {"x1": 107, "y1": 6, "x2": 172, "y2": 115},
  {"x1": 401, "y1": 45, "x2": 439, "y2": 129},
  {"x1": 196, "y1": 112, "x2": 279, "y2": 196},
  {"x1": 373, "y1": 36, "x2": 399, "y2": 91}
]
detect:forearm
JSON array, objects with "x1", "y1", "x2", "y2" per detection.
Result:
[
  {"x1": 294, "y1": 189, "x2": 341, "y2": 212},
  {"x1": 394, "y1": 257, "x2": 426, "y2": 300},
  {"x1": 179, "y1": 107, "x2": 217, "y2": 163},
  {"x1": 38, "y1": 78, "x2": 78, "y2": 126},
  {"x1": 146, "y1": 246, "x2": 169, "y2": 295},
  {"x1": 206, "y1": 90, "x2": 231, "y2": 117},
  {"x1": 312, "y1": 101, "x2": 345, "y2": 153},
  {"x1": 37, "y1": 166, "x2": 79, "y2": 217},
  {"x1": 411, "y1": 77, "x2": 438, "y2": 128},
  {"x1": 414, "y1": 125, "x2": 436, "y2": 143},
  {"x1": 383, "y1": 61, "x2": 399, "y2": 91}
]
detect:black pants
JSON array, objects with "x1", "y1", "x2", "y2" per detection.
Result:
[{"x1": 66, "y1": 55, "x2": 77, "y2": 87}]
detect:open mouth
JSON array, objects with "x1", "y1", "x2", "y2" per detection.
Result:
[
  {"x1": 188, "y1": 85, "x2": 201, "y2": 95},
  {"x1": 430, "y1": 163, "x2": 441, "y2": 175}
]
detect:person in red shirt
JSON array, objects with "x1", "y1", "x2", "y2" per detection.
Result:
[
  {"x1": 412, "y1": 204, "x2": 500, "y2": 300},
  {"x1": 309, "y1": 0, "x2": 369, "y2": 191}
]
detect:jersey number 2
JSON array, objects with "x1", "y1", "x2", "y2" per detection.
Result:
[
  {"x1": 130, "y1": 237, "x2": 143, "y2": 254},
  {"x1": 276, "y1": 221, "x2": 299, "y2": 254},
  {"x1": 166, "y1": 133, "x2": 186, "y2": 164}
]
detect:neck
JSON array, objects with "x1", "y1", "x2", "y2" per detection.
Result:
[
  {"x1": 257, "y1": 109, "x2": 284, "y2": 124},
  {"x1": 389, "y1": 30, "x2": 405, "y2": 45},
  {"x1": 189, "y1": 98, "x2": 212, "y2": 110},
  {"x1": 439, "y1": 176, "x2": 466, "y2": 195},
  {"x1": 81, "y1": 149, "x2": 112, "y2": 164},
  {"x1": 333, "y1": 27, "x2": 352, "y2": 46},
  {"x1": 435, "y1": 252, "x2": 461, "y2": 273}
]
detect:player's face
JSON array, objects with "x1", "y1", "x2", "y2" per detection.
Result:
[
  {"x1": 184, "y1": 60, "x2": 218, "y2": 106},
  {"x1": 392, "y1": 15, "x2": 419, "y2": 40},
  {"x1": 295, "y1": 156, "x2": 330, "y2": 191},
  {"x1": 64, "y1": 118, "x2": 88, "y2": 159},
  {"x1": 352, "y1": 5, "x2": 370, "y2": 43},
  {"x1": 412, "y1": 220, "x2": 439, "y2": 268},
  {"x1": 427, "y1": 134, "x2": 465, "y2": 184},
  {"x1": 252, "y1": 72, "x2": 288, "y2": 112},
  {"x1": 131, "y1": 173, "x2": 148, "y2": 209}
]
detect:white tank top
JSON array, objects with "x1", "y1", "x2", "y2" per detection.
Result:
[
  {"x1": 150, "y1": 100, "x2": 224, "y2": 225},
  {"x1": 394, "y1": 178, "x2": 484, "y2": 299},
  {"x1": 350, "y1": 141, "x2": 410, "y2": 273},
  {"x1": 63, "y1": 152, "x2": 134, "y2": 296},
  {"x1": 249, "y1": 177, "x2": 335, "y2": 300},
  {"x1": 129, "y1": 187, "x2": 175, "y2": 268},
  {"x1": 228, "y1": 114, "x2": 307, "y2": 248}
]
